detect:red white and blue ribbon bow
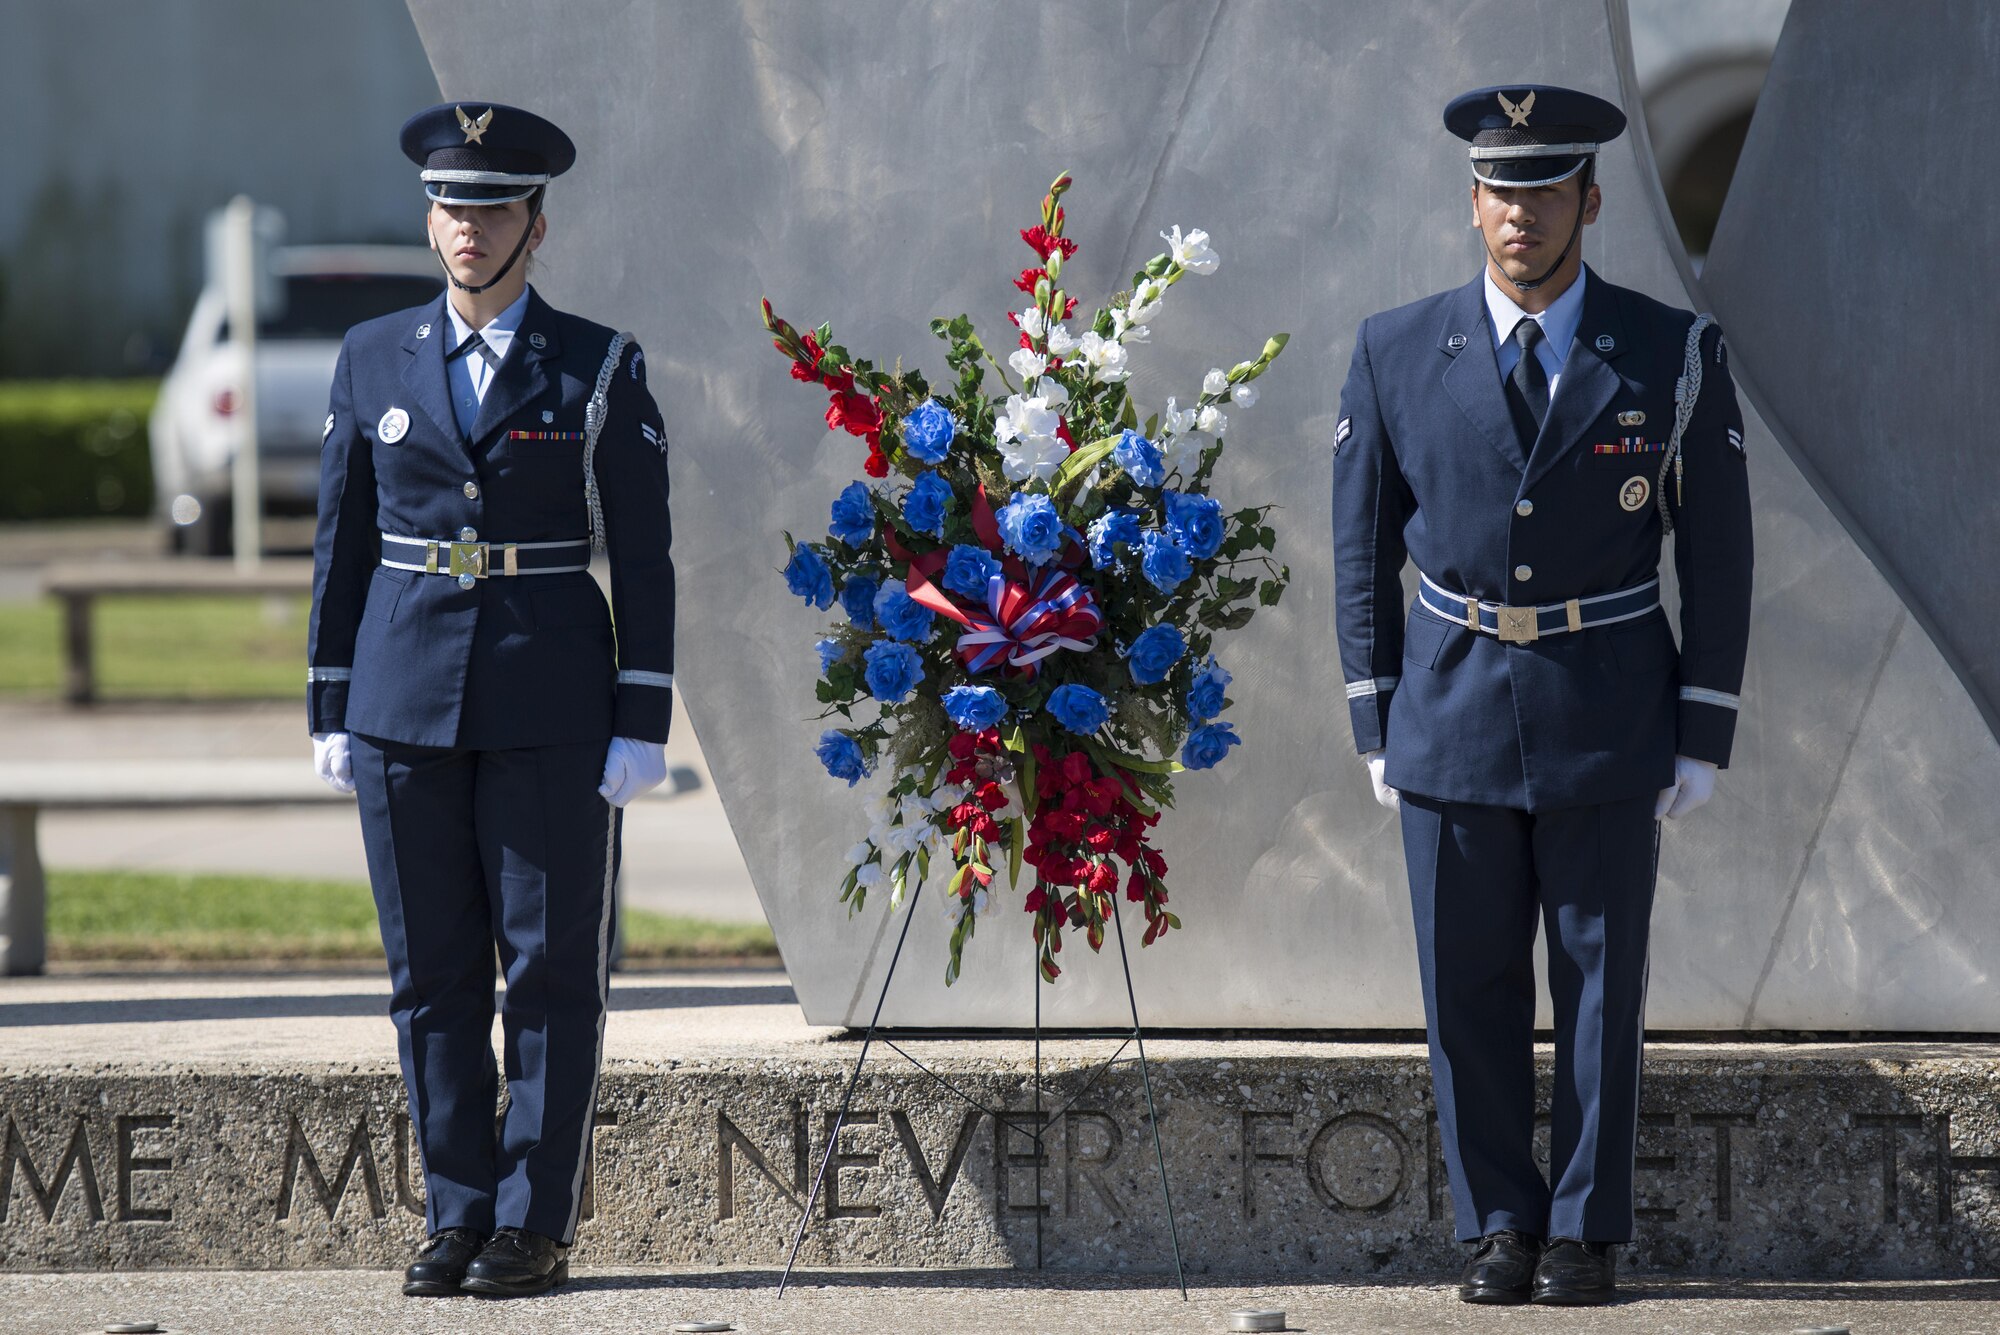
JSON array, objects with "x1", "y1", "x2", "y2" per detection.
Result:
[{"x1": 955, "y1": 567, "x2": 1102, "y2": 677}]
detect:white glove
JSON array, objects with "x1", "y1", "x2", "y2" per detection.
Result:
[
  {"x1": 1654, "y1": 755, "x2": 1718, "y2": 820},
  {"x1": 598, "y1": 736, "x2": 668, "y2": 808},
  {"x1": 1364, "y1": 748, "x2": 1401, "y2": 812},
  {"x1": 312, "y1": 732, "x2": 355, "y2": 795}
]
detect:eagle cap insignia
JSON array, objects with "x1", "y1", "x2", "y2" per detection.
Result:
[
  {"x1": 1498, "y1": 90, "x2": 1535, "y2": 127},
  {"x1": 455, "y1": 106, "x2": 493, "y2": 144}
]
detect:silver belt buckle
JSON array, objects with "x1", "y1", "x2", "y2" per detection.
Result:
[
  {"x1": 448, "y1": 541, "x2": 489, "y2": 580},
  {"x1": 1495, "y1": 605, "x2": 1539, "y2": 644}
]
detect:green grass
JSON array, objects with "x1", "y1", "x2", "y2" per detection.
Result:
[
  {"x1": 46, "y1": 869, "x2": 779, "y2": 965},
  {"x1": 0, "y1": 595, "x2": 310, "y2": 699}
]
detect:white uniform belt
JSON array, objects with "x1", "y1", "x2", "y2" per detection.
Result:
[
  {"x1": 380, "y1": 532, "x2": 591, "y2": 579},
  {"x1": 1417, "y1": 571, "x2": 1660, "y2": 645}
]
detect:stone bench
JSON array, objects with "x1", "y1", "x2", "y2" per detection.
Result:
[
  {"x1": 0, "y1": 759, "x2": 700, "y2": 975},
  {"x1": 40, "y1": 559, "x2": 317, "y2": 705}
]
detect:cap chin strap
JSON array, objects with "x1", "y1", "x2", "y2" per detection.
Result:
[
  {"x1": 434, "y1": 194, "x2": 542, "y2": 296},
  {"x1": 1485, "y1": 158, "x2": 1593, "y2": 294}
]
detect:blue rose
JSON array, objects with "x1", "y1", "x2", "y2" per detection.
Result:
[
  {"x1": 816, "y1": 729, "x2": 869, "y2": 786},
  {"x1": 942, "y1": 685, "x2": 1008, "y2": 730},
  {"x1": 840, "y1": 574, "x2": 880, "y2": 628},
  {"x1": 1139, "y1": 529, "x2": 1192, "y2": 592},
  {"x1": 815, "y1": 638, "x2": 845, "y2": 676},
  {"x1": 863, "y1": 640, "x2": 925, "y2": 703},
  {"x1": 872, "y1": 582, "x2": 936, "y2": 643},
  {"x1": 1186, "y1": 658, "x2": 1231, "y2": 721},
  {"x1": 1113, "y1": 429, "x2": 1164, "y2": 488},
  {"x1": 784, "y1": 543, "x2": 835, "y2": 609},
  {"x1": 1181, "y1": 722, "x2": 1241, "y2": 770},
  {"x1": 1163, "y1": 490, "x2": 1225, "y2": 560},
  {"x1": 943, "y1": 544, "x2": 1002, "y2": 599},
  {"x1": 1088, "y1": 510, "x2": 1142, "y2": 571},
  {"x1": 902, "y1": 397, "x2": 957, "y2": 464},
  {"x1": 902, "y1": 470, "x2": 954, "y2": 539},
  {"x1": 1126, "y1": 624, "x2": 1186, "y2": 686},
  {"x1": 829, "y1": 481, "x2": 877, "y2": 548},
  {"x1": 996, "y1": 493, "x2": 1065, "y2": 565},
  {"x1": 1046, "y1": 683, "x2": 1111, "y2": 735}
]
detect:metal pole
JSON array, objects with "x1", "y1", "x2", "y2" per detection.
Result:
[
  {"x1": 225, "y1": 195, "x2": 262, "y2": 570},
  {"x1": 1112, "y1": 899, "x2": 1187, "y2": 1300},
  {"x1": 777, "y1": 878, "x2": 924, "y2": 1297},
  {"x1": 1033, "y1": 942, "x2": 1044, "y2": 1270}
]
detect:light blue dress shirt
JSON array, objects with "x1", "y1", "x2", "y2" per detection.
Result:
[{"x1": 1484, "y1": 266, "x2": 1587, "y2": 402}]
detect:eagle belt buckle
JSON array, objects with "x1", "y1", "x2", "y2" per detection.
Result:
[
  {"x1": 448, "y1": 541, "x2": 489, "y2": 580},
  {"x1": 1495, "y1": 605, "x2": 1539, "y2": 644}
]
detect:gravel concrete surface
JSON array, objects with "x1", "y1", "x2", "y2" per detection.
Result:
[{"x1": 5, "y1": 1270, "x2": 1997, "y2": 1334}]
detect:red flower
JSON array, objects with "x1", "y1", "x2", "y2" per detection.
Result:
[
  {"x1": 1019, "y1": 225, "x2": 1079, "y2": 261},
  {"x1": 1024, "y1": 886, "x2": 1047, "y2": 914},
  {"x1": 1059, "y1": 751, "x2": 1093, "y2": 788},
  {"x1": 1085, "y1": 826, "x2": 1116, "y2": 853},
  {"x1": 863, "y1": 448, "x2": 889, "y2": 478},
  {"x1": 1087, "y1": 862, "x2": 1118, "y2": 896},
  {"x1": 1141, "y1": 848, "x2": 1168, "y2": 878},
  {"x1": 1126, "y1": 870, "x2": 1148, "y2": 901},
  {"x1": 1042, "y1": 810, "x2": 1086, "y2": 842},
  {"x1": 1061, "y1": 296, "x2": 1078, "y2": 319},
  {"x1": 826, "y1": 390, "x2": 883, "y2": 439},
  {"x1": 975, "y1": 781, "x2": 1009, "y2": 811},
  {"x1": 1014, "y1": 267, "x2": 1048, "y2": 294},
  {"x1": 948, "y1": 731, "x2": 979, "y2": 761}
]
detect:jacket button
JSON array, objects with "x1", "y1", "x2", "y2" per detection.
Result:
[
  {"x1": 1514, "y1": 564, "x2": 1533, "y2": 582},
  {"x1": 1515, "y1": 500, "x2": 1534, "y2": 517},
  {"x1": 463, "y1": 481, "x2": 480, "y2": 500},
  {"x1": 458, "y1": 526, "x2": 478, "y2": 542}
]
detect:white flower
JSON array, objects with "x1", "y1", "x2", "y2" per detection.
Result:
[
  {"x1": 1077, "y1": 331, "x2": 1130, "y2": 384},
  {"x1": 1008, "y1": 348, "x2": 1048, "y2": 381},
  {"x1": 1162, "y1": 429, "x2": 1210, "y2": 475},
  {"x1": 1198, "y1": 403, "x2": 1229, "y2": 436},
  {"x1": 994, "y1": 393, "x2": 1060, "y2": 445},
  {"x1": 1111, "y1": 310, "x2": 1151, "y2": 343},
  {"x1": 866, "y1": 793, "x2": 899, "y2": 825},
  {"x1": 1018, "y1": 307, "x2": 1048, "y2": 339},
  {"x1": 845, "y1": 841, "x2": 874, "y2": 866},
  {"x1": 1161, "y1": 225, "x2": 1219, "y2": 275},
  {"x1": 885, "y1": 824, "x2": 924, "y2": 857},
  {"x1": 1159, "y1": 396, "x2": 1196, "y2": 439},
  {"x1": 1127, "y1": 280, "x2": 1166, "y2": 326},
  {"x1": 1202, "y1": 368, "x2": 1230, "y2": 396},
  {"x1": 854, "y1": 863, "x2": 884, "y2": 889},
  {"x1": 1038, "y1": 377, "x2": 1070, "y2": 406},
  {"x1": 1044, "y1": 323, "x2": 1079, "y2": 357},
  {"x1": 1232, "y1": 383, "x2": 1260, "y2": 407},
  {"x1": 994, "y1": 393, "x2": 1068, "y2": 483},
  {"x1": 972, "y1": 888, "x2": 991, "y2": 916}
]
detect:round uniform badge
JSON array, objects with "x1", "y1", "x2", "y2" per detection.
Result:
[
  {"x1": 1619, "y1": 475, "x2": 1651, "y2": 511},
  {"x1": 377, "y1": 408, "x2": 410, "y2": 444}
]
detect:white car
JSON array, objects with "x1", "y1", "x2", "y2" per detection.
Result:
[{"x1": 150, "y1": 245, "x2": 443, "y2": 554}]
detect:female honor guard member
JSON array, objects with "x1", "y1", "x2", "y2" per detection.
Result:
[
  {"x1": 306, "y1": 102, "x2": 675, "y2": 1298},
  {"x1": 1331, "y1": 86, "x2": 1752, "y2": 1306}
]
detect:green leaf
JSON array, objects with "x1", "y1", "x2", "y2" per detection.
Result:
[
  {"x1": 1051, "y1": 436, "x2": 1119, "y2": 499},
  {"x1": 1213, "y1": 606, "x2": 1255, "y2": 630},
  {"x1": 1258, "y1": 578, "x2": 1284, "y2": 606}
]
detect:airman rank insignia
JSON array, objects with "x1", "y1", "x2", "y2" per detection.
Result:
[
  {"x1": 1727, "y1": 427, "x2": 1744, "y2": 456},
  {"x1": 323, "y1": 413, "x2": 335, "y2": 443},
  {"x1": 1619, "y1": 476, "x2": 1651, "y2": 511},
  {"x1": 641, "y1": 422, "x2": 663, "y2": 453},
  {"x1": 1334, "y1": 417, "x2": 1353, "y2": 454},
  {"x1": 377, "y1": 408, "x2": 410, "y2": 444},
  {"x1": 1617, "y1": 410, "x2": 1645, "y2": 427}
]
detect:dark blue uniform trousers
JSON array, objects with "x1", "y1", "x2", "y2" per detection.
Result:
[
  {"x1": 1399, "y1": 792, "x2": 1658, "y2": 1243},
  {"x1": 351, "y1": 733, "x2": 618, "y2": 1244}
]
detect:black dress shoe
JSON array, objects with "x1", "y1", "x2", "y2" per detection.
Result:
[
  {"x1": 460, "y1": 1227, "x2": 570, "y2": 1298},
  {"x1": 402, "y1": 1226, "x2": 486, "y2": 1297},
  {"x1": 1532, "y1": 1237, "x2": 1618, "y2": 1305},
  {"x1": 1458, "y1": 1229, "x2": 1542, "y2": 1304}
]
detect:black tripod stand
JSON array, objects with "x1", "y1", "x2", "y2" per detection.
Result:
[{"x1": 776, "y1": 877, "x2": 1187, "y2": 1298}]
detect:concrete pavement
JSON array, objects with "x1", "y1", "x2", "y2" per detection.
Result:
[{"x1": 5, "y1": 1270, "x2": 1995, "y2": 1334}]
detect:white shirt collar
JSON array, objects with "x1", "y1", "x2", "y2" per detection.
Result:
[
  {"x1": 1483, "y1": 265, "x2": 1587, "y2": 359},
  {"x1": 444, "y1": 284, "x2": 533, "y2": 362}
]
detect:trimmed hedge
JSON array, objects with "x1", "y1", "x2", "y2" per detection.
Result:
[{"x1": 0, "y1": 379, "x2": 159, "y2": 520}]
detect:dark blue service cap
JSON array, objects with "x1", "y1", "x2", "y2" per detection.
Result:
[
  {"x1": 1443, "y1": 85, "x2": 1626, "y2": 188},
  {"x1": 399, "y1": 101, "x2": 576, "y2": 206}
]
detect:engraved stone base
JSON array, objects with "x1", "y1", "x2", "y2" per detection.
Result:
[{"x1": 5, "y1": 1045, "x2": 1998, "y2": 1276}]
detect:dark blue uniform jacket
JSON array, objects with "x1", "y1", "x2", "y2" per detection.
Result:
[
  {"x1": 308, "y1": 289, "x2": 675, "y2": 750},
  {"x1": 1332, "y1": 267, "x2": 1752, "y2": 812}
]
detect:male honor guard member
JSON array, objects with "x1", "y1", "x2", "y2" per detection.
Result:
[
  {"x1": 307, "y1": 102, "x2": 675, "y2": 1298},
  {"x1": 1331, "y1": 85, "x2": 1752, "y2": 1305}
]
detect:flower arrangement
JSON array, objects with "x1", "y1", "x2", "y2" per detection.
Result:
[{"x1": 766, "y1": 173, "x2": 1288, "y2": 984}]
